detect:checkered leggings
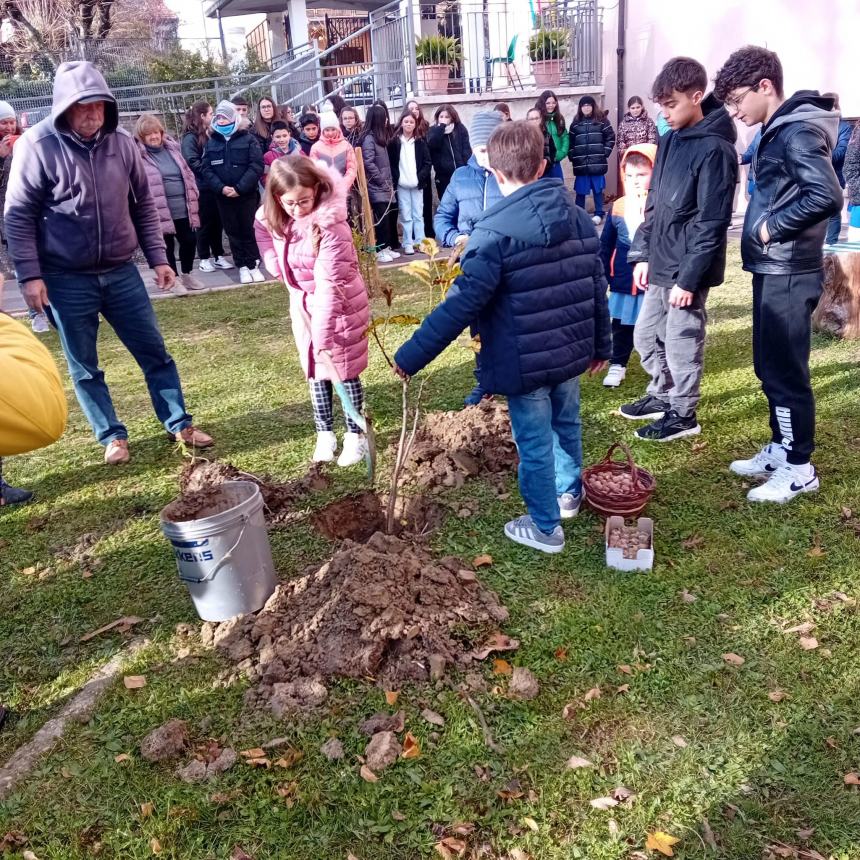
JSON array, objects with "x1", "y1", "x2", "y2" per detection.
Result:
[{"x1": 309, "y1": 378, "x2": 364, "y2": 433}]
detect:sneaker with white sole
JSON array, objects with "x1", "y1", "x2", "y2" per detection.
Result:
[
  {"x1": 619, "y1": 394, "x2": 669, "y2": 420},
  {"x1": 603, "y1": 364, "x2": 626, "y2": 387},
  {"x1": 403, "y1": 245, "x2": 415, "y2": 255},
  {"x1": 504, "y1": 514, "x2": 565, "y2": 554},
  {"x1": 239, "y1": 266, "x2": 253, "y2": 284},
  {"x1": 312, "y1": 431, "x2": 338, "y2": 463},
  {"x1": 214, "y1": 256, "x2": 234, "y2": 269},
  {"x1": 198, "y1": 257, "x2": 216, "y2": 273},
  {"x1": 592, "y1": 215, "x2": 603, "y2": 225},
  {"x1": 30, "y1": 312, "x2": 50, "y2": 334},
  {"x1": 249, "y1": 267, "x2": 265, "y2": 283},
  {"x1": 635, "y1": 409, "x2": 701, "y2": 442},
  {"x1": 337, "y1": 432, "x2": 368, "y2": 467},
  {"x1": 172, "y1": 280, "x2": 189, "y2": 296},
  {"x1": 747, "y1": 463, "x2": 819, "y2": 503},
  {"x1": 377, "y1": 250, "x2": 395, "y2": 263},
  {"x1": 180, "y1": 272, "x2": 207, "y2": 291},
  {"x1": 558, "y1": 490, "x2": 584, "y2": 519},
  {"x1": 730, "y1": 442, "x2": 787, "y2": 478},
  {"x1": 388, "y1": 249, "x2": 401, "y2": 259}
]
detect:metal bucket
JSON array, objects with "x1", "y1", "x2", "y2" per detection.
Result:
[{"x1": 159, "y1": 480, "x2": 277, "y2": 622}]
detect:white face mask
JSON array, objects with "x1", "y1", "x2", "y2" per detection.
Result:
[{"x1": 473, "y1": 148, "x2": 490, "y2": 170}]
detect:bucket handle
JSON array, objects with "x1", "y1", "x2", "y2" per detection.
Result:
[{"x1": 178, "y1": 516, "x2": 250, "y2": 584}]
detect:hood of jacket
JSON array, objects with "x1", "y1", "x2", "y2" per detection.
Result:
[
  {"x1": 764, "y1": 90, "x2": 838, "y2": 148},
  {"x1": 292, "y1": 161, "x2": 349, "y2": 230},
  {"x1": 675, "y1": 93, "x2": 736, "y2": 143},
  {"x1": 52, "y1": 61, "x2": 118, "y2": 135},
  {"x1": 620, "y1": 142, "x2": 657, "y2": 171},
  {"x1": 477, "y1": 178, "x2": 574, "y2": 247}
]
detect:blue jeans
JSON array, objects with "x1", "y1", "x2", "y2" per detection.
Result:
[
  {"x1": 396, "y1": 186, "x2": 426, "y2": 248},
  {"x1": 507, "y1": 378, "x2": 583, "y2": 534},
  {"x1": 825, "y1": 209, "x2": 842, "y2": 244},
  {"x1": 44, "y1": 262, "x2": 192, "y2": 445},
  {"x1": 575, "y1": 190, "x2": 604, "y2": 217}
]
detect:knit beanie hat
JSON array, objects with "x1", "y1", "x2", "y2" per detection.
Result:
[
  {"x1": 319, "y1": 110, "x2": 339, "y2": 131},
  {"x1": 0, "y1": 101, "x2": 15, "y2": 121},
  {"x1": 213, "y1": 100, "x2": 236, "y2": 124},
  {"x1": 470, "y1": 110, "x2": 503, "y2": 147}
]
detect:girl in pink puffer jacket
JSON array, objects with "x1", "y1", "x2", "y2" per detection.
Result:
[{"x1": 254, "y1": 156, "x2": 370, "y2": 467}]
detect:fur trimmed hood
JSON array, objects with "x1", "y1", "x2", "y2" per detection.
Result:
[{"x1": 292, "y1": 160, "x2": 349, "y2": 230}]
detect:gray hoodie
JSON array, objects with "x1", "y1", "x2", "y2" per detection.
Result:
[{"x1": 4, "y1": 61, "x2": 167, "y2": 283}]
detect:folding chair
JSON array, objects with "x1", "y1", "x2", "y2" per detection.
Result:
[{"x1": 486, "y1": 34, "x2": 523, "y2": 92}]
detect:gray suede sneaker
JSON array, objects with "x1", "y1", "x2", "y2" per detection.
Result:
[
  {"x1": 558, "y1": 490, "x2": 584, "y2": 519},
  {"x1": 504, "y1": 515, "x2": 565, "y2": 554}
]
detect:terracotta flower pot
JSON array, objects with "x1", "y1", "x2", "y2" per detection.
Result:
[
  {"x1": 417, "y1": 64, "x2": 450, "y2": 96},
  {"x1": 531, "y1": 59, "x2": 562, "y2": 88}
]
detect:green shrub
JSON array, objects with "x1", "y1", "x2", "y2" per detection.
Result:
[{"x1": 528, "y1": 28, "x2": 569, "y2": 62}]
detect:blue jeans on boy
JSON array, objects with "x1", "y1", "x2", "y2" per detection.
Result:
[
  {"x1": 397, "y1": 186, "x2": 426, "y2": 248},
  {"x1": 43, "y1": 262, "x2": 192, "y2": 445},
  {"x1": 506, "y1": 378, "x2": 583, "y2": 534}
]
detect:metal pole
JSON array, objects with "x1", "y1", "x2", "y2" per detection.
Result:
[
  {"x1": 405, "y1": 0, "x2": 418, "y2": 99},
  {"x1": 616, "y1": 0, "x2": 626, "y2": 128},
  {"x1": 217, "y1": 11, "x2": 228, "y2": 65}
]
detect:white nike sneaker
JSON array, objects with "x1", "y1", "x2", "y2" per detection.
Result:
[
  {"x1": 214, "y1": 256, "x2": 234, "y2": 269},
  {"x1": 337, "y1": 432, "x2": 368, "y2": 467},
  {"x1": 312, "y1": 431, "x2": 337, "y2": 463},
  {"x1": 239, "y1": 266, "x2": 253, "y2": 284},
  {"x1": 249, "y1": 266, "x2": 265, "y2": 282},
  {"x1": 31, "y1": 312, "x2": 50, "y2": 334},
  {"x1": 377, "y1": 250, "x2": 395, "y2": 263},
  {"x1": 747, "y1": 463, "x2": 819, "y2": 504},
  {"x1": 198, "y1": 257, "x2": 215, "y2": 273},
  {"x1": 603, "y1": 364, "x2": 626, "y2": 387},
  {"x1": 730, "y1": 442, "x2": 787, "y2": 478}
]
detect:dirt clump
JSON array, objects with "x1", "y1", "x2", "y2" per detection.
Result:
[
  {"x1": 211, "y1": 532, "x2": 509, "y2": 711},
  {"x1": 508, "y1": 667, "x2": 540, "y2": 700},
  {"x1": 140, "y1": 719, "x2": 190, "y2": 762},
  {"x1": 400, "y1": 400, "x2": 518, "y2": 491},
  {"x1": 365, "y1": 731, "x2": 401, "y2": 771}
]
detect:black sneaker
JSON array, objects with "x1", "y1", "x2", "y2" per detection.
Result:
[
  {"x1": 635, "y1": 409, "x2": 701, "y2": 442},
  {"x1": 619, "y1": 395, "x2": 670, "y2": 421}
]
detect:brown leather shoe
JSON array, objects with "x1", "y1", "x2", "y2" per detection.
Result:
[
  {"x1": 105, "y1": 438, "x2": 130, "y2": 465},
  {"x1": 173, "y1": 426, "x2": 214, "y2": 449}
]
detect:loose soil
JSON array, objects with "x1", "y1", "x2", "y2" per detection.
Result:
[
  {"x1": 399, "y1": 400, "x2": 518, "y2": 491},
  {"x1": 207, "y1": 532, "x2": 509, "y2": 713}
]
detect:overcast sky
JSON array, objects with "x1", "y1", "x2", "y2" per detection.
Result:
[{"x1": 163, "y1": 0, "x2": 264, "y2": 53}]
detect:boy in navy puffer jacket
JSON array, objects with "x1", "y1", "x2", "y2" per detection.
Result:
[{"x1": 395, "y1": 122, "x2": 611, "y2": 555}]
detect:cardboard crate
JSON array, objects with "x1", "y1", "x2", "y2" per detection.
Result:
[{"x1": 605, "y1": 516, "x2": 654, "y2": 572}]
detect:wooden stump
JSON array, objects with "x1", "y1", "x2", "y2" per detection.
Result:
[{"x1": 814, "y1": 250, "x2": 860, "y2": 338}]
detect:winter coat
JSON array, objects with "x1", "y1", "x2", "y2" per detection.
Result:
[
  {"x1": 740, "y1": 129, "x2": 762, "y2": 195},
  {"x1": 310, "y1": 131, "x2": 357, "y2": 187},
  {"x1": 433, "y1": 156, "x2": 502, "y2": 247},
  {"x1": 180, "y1": 130, "x2": 208, "y2": 189},
  {"x1": 540, "y1": 128, "x2": 557, "y2": 177},
  {"x1": 628, "y1": 94, "x2": 738, "y2": 292},
  {"x1": 360, "y1": 132, "x2": 394, "y2": 204},
  {"x1": 0, "y1": 136, "x2": 22, "y2": 247},
  {"x1": 262, "y1": 138, "x2": 303, "y2": 185},
  {"x1": 568, "y1": 116, "x2": 616, "y2": 176},
  {"x1": 395, "y1": 178, "x2": 611, "y2": 397},
  {"x1": 845, "y1": 125, "x2": 860, "y2": 206},
  {"x1": 388, "y1": 135, "x2": 431, "y2": 190},
  {"x1": 742, "y1": 91, "x2": 843, "y2": 275},
  {"x1": 298, "y1": 134, "x2": 316, "y2": 156},
  {"x1": 201, "y1": 124, "x2": 263, "y2": 198},
  {"x1": 832, "y1": 118, "x2": 853, "y2": 186},
  {"x1": 135, "y1": 136, "x2": 200, "y2": 233},
  {"x1": 254, "y1": 165, "x2": 369, "y2": 382},
  {"x1": 426, "y1": 122, "x2": 471, "y2": 187},
  {"x1": 0, "y1": 315, "x2": 67, "y2": 457},
  {"x1": 600, "y1": 144, "x2": 657, "y2": 295},
  {"x1": 616, "y1": 112, "x2": 657, "y2": 154},
  {"x1": 546, "y1": 114, "x2": 569, "y2": 162},
  {"x1": 4, "y1": 60, "x2": 167, "y2": 283}
]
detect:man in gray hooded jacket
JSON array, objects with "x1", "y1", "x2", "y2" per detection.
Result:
[{"x1": 4, "y1": 61, "x2": 213, "y2": 465}]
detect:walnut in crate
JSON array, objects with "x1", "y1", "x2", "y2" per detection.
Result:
[{"x1": 608, "y1": 523, "x2": 652, "y2": 559}]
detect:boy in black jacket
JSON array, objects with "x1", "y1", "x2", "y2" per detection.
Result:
[
  {"x1": 715, "y1": 46, "x2": 842, "y2": 503},
  {"x1": 623, "y1": 57, "x2": 738, "y2": 441}
]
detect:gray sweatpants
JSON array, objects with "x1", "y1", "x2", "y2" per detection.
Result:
[{"x1": 633, "y1": 286, "x2": 709, "y2": 417}]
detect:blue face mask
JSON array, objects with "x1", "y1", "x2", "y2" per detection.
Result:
[{"x1": 217, "y1": 121, "x2": 236, "y2": 138}]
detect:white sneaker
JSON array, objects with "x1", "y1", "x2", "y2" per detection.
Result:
[
  {"x1": 239, "y1": 266, "x2": 253, "y2": 284},
  {"x1": 30, "y1": 312, "x2": 50, "y2": 334},
  {"x1": 214, "y1": 256, "x2": 234, "y2": 270},
  {"x1": 592, "y1": 215, "x2": 603, "y2": 225},
  {"x1": 337, "y1": 432, "x2": 368, "y2": 467},
  {"x1": 603, "y1": 364, "x2": 626, "y2": 387},
  {"x1": 172, "y1": 280, "x2": 189, "y2": 296},
  {"x1": 312, "y1": 431, "x2": 337, "y2": 463},
  {"x1": 377, "y1": 250, "x2": 395, "y2": 263},
  {"x1": 198, "y1": 257, "x2": 215, "y2": 273},
  {"x1": 180, "y1": 272, "x2": 207, "y2": 291},
  {"x1": 403, "y1": 245, "x2": 415, "y2": 255},
  {"x1": 730, "y1": 442, "x2": 787, "y2": 478},
  {"x1": 747, "y1": 463, "x2": 819, "y2": 504},
  {"x1": 388, "y1": 249, "x2": 401, "y2": 259},
  {"x1": 249, "y1": 267, "x2": 265, "y2": 283}
]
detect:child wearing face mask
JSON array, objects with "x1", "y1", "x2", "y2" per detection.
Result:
[{"x1": 310, "y1": 111, "x2": 357, "y2": 188}]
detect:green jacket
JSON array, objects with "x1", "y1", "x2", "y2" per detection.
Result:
[{"x1": 547, "y1": 114, "x2": 569, "y2": 162}]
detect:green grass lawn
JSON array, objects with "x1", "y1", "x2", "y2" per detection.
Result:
[{"x1": 1, "y1": 245, "x2": 860, "y2": 860}]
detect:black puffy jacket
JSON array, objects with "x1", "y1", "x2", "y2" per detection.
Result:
[
  {"x1": 628, "y1": 94, "x2": 738, "y2": 292},
  {"x1": 426, "y1": 123, "x2": 471, "y2": 186},
  {"x1": 568, "y1": 117, "x2": 615, "y2": 176},
  {"x1": 742, "y1": 91, "x2": 843, "y2": 275},
  {"x1": 201, "y1": 128, "x2": 263, "y2": 198}
]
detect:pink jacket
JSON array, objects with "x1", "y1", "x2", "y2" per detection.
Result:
[
  {"x1": 254, "y1": 164, "x2": 369, "y2": 382},
  {"x1": 134, "y1": 136, "x2": 200, "y2": 233},
  {"x1": 310, "y1": 131, "x2": 357, "y2": 188}
]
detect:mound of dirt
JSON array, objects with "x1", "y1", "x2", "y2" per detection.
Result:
[
  {"x1": 400, "y1": 400, "x2": 518, "y2": 491},
  {"x1": 208, "y1": 532, "x2": 509, "y2": 713},
  {"x1": 177, "y1": 459, "x2": 330, "y2": 524}
]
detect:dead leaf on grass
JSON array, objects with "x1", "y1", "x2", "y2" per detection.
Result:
[
  {"x1": 22, "y1": 852, "x2": 41, "y2": 860},
  {"x1": 682, "y1": 534, "x2": 705, "y2": 550},
  {"x1": 80, "y1": 615, "x2": 143, "y2": 642},
  {"x1": 472, "y1": 554, "x2": 493, "y2": 568},
  {"x1": 401, "y1": 731, "x2": 420, "y2": 759},
  {"x1": 114, "y1": 753, "x2": 131, "y2": 764},
  {"x1": 670, "y1": 735, "x2": 688, "y2": 748},
  {"x1": 583, "y1": 686, "x2": 602, "y2": 702},
  {"x1": 492, "y1": 659, "x2": 512, "y2": 675},
  {"x1": 360, "y1": 765, "x2": 379, "y2": 783},
  {"x1": 616, "y1": 684, "x2": 630, "y2": 694},
  {"x1": 140, "y1": 802, "x2": 154, "y2": 818},
  {"x1": 509, "y1": 850, "x2": 530, "y2": 860},
  {"x1": 421, "y1": 708, "x2": 445, "y2": 727},
  {"x1": 722, "y1": 653, "x2": 745, "y2": 667},
  {"x1": 798, "y1": 636, "x2": 819, "y2": 651},
  {"x1": 679, "y1": 589, "x2": 698, "y2": 604},
  {"x1": 522, "y1": 817, "x2": 539, "y2": 832},
  {"x1": 554, "y1": 647, "x2": 568, "y2": 661},
  {"x1": 496, "y1": 778, "x2": 524, "y2": 801},
  {"x1": 646, "y1": 831, "x2": 681, "y2": 856},
  {"x1": 589, "y1": 796, "x2": 618, "y2": 810},
  {"x1": 470, "y1": 632, "x2": 520, "y2": 661},
  {"x1": 768, "y1": 690, "x2": 788, "y2": 703},
  {"x1": 807, "y1": 543, "x2": 826, "y2": 558},
  {"x1": 566, "y1": 755, "x2": 594, "y2": 770},
  {"x1": 150, "y1": 838, "x2": 162, "y2": 855},
  {"x1": 844, "y1": 772, "x2": 860, "y2": 785},
  {"x1": 784, "y1": 621, "x2": 815, "y2": 634},
  {"x1": 123, "y1": 675, "x2": 147, "y2": 690},
  {"x1": 230, "y1": 849, "x2": 253, "y2": 860},
  {"x1": 617, "y1": 664, "x2": 633, "y2": 675},
  {"x1": 384, "y1": 690, "x2": 399, "y2": 706}
]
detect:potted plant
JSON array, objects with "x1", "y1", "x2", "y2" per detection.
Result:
[
  {"x1": 415, "y1": 34, "x2": 462, "y2": 96},
  {"x1": 528, "y1": 28, "x2": 569, "y2": 88}
]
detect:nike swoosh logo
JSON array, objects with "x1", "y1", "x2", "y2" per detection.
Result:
[
  {"x1": 764, "y1": 463, "x2": 777, "y2": 472},
  {"x1": 790, "y1": 480, "x2": 814, "y2": 492}
]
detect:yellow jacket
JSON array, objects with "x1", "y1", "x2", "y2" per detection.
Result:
[{"x1": 0, "y1": 315, "x2": 67, "y2": 456}]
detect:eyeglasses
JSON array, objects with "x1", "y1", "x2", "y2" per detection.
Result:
[
  {"x1": 724, "y1": 83, "x2": 760, "y2": 114},
  {"x1": 281, "y1": 197, "x2": 314, "y2": 210}
]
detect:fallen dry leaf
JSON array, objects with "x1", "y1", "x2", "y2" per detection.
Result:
[
  {"x1": 722, "y1": 652, "x2": 745, "y2": 667},
  {"x1": 768, "y1": 690, "x2": 788, "y2": 703},
  {"x1": 670, "y1": 735, "x2": 688, "y2": 748},
  {"x1": 401, "y1": 731, "x2": 420, "y2": 760},
  {"x1": 384, "y1": 690, "x2": 399, "y2": 706},
  {"x1": 799, "y1": 636, "x2": 819, "y2": 651},
  {"x1": 616, "y1": 683, "x2": 630, "y2": 694},
  {"x1": 493, "y1": 658, "x2": 512, "y2": 675},
  {"x1": 583, "y1": 686, "x2": 602, "y2": 702},
  {"x1": 611, "y1": 786, "x2": 635, "y2": 802},
  {"x1": 123, "y1": 675, "x2": 147, "y2": 690},
  {"x1": 617, "y1": 664, "x2": 633, "y2": 675},
  {"x1": 679, "y1": 589, "x2": 698, "y2": 604},
  {"x1": 554, "y1": 646, "x2": 568, "y2": 661},
  {"x1": 230, "y1": 849, "x2": 253, "y2": 860},
  {"x1": 785, "y1": 622, "x2": 815, "y2": 635},
  {"x1": 421, "y1": 708, "x2": 445, "y2": 727},
  {"x1": 470, "y1": 632, "x2": 520, "y2": 661},
  {"x1": 509, "y1": 850, "x2": 530, "y2": 860},
  {"x1": 22, "y1": 852, "x2": 40, "y2": 860},
  {"x1": 522, "y1": 817, "x2": 539, "y2": 832},
  {"x1": 682, "y1": 534, "x2": 705, "y2": 550},
  {"x1": 844, "y1": 772, "x2": 860, "y2": 785},
  {"x1": 646, "y1": 830, "x2": 681, "y2": 857},
  {"x1": 796, "y1": 827, "x2": 815, "y2": 840},
  {"x1": 807, "y1": 544, "x2": 826, "y2": 558},
  {"x1": 683, "y1": 636, "x2": 697, "y2": 646},
  {"x1": 566, "y1": 755, "x2": 594, "y2": 770},
  {"x1": 80, "y1": 615, "x2": 143, "y2": 642},
  {"x1": 140, "y1": 802, "x2": 154, "y2": 818},
  {"x1": 360, "y1": 765, "x2": 379, "y2": 783},
  {"x1": 150, "y1": 838, "x2": 162, "y2": 855},
  {"x1": 114, "y1": 753, "x2": 131, "y2": 764},
  {"x1": 589, "y1": 796, "x2": 618, "y2": 810},
  {"x1": 472, "y1": 554, "x2": 493, "y2": 568},
  {"x1": 435, "y1": 836, "x2": 467, "y2": 858},
  {"x1": 496, "y1": 778, "x2": 524, "y2": 801}
]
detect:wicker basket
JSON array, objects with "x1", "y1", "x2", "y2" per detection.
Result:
[{"x1": 582, "y1": 442, "x2": 655, "y2": 518}]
